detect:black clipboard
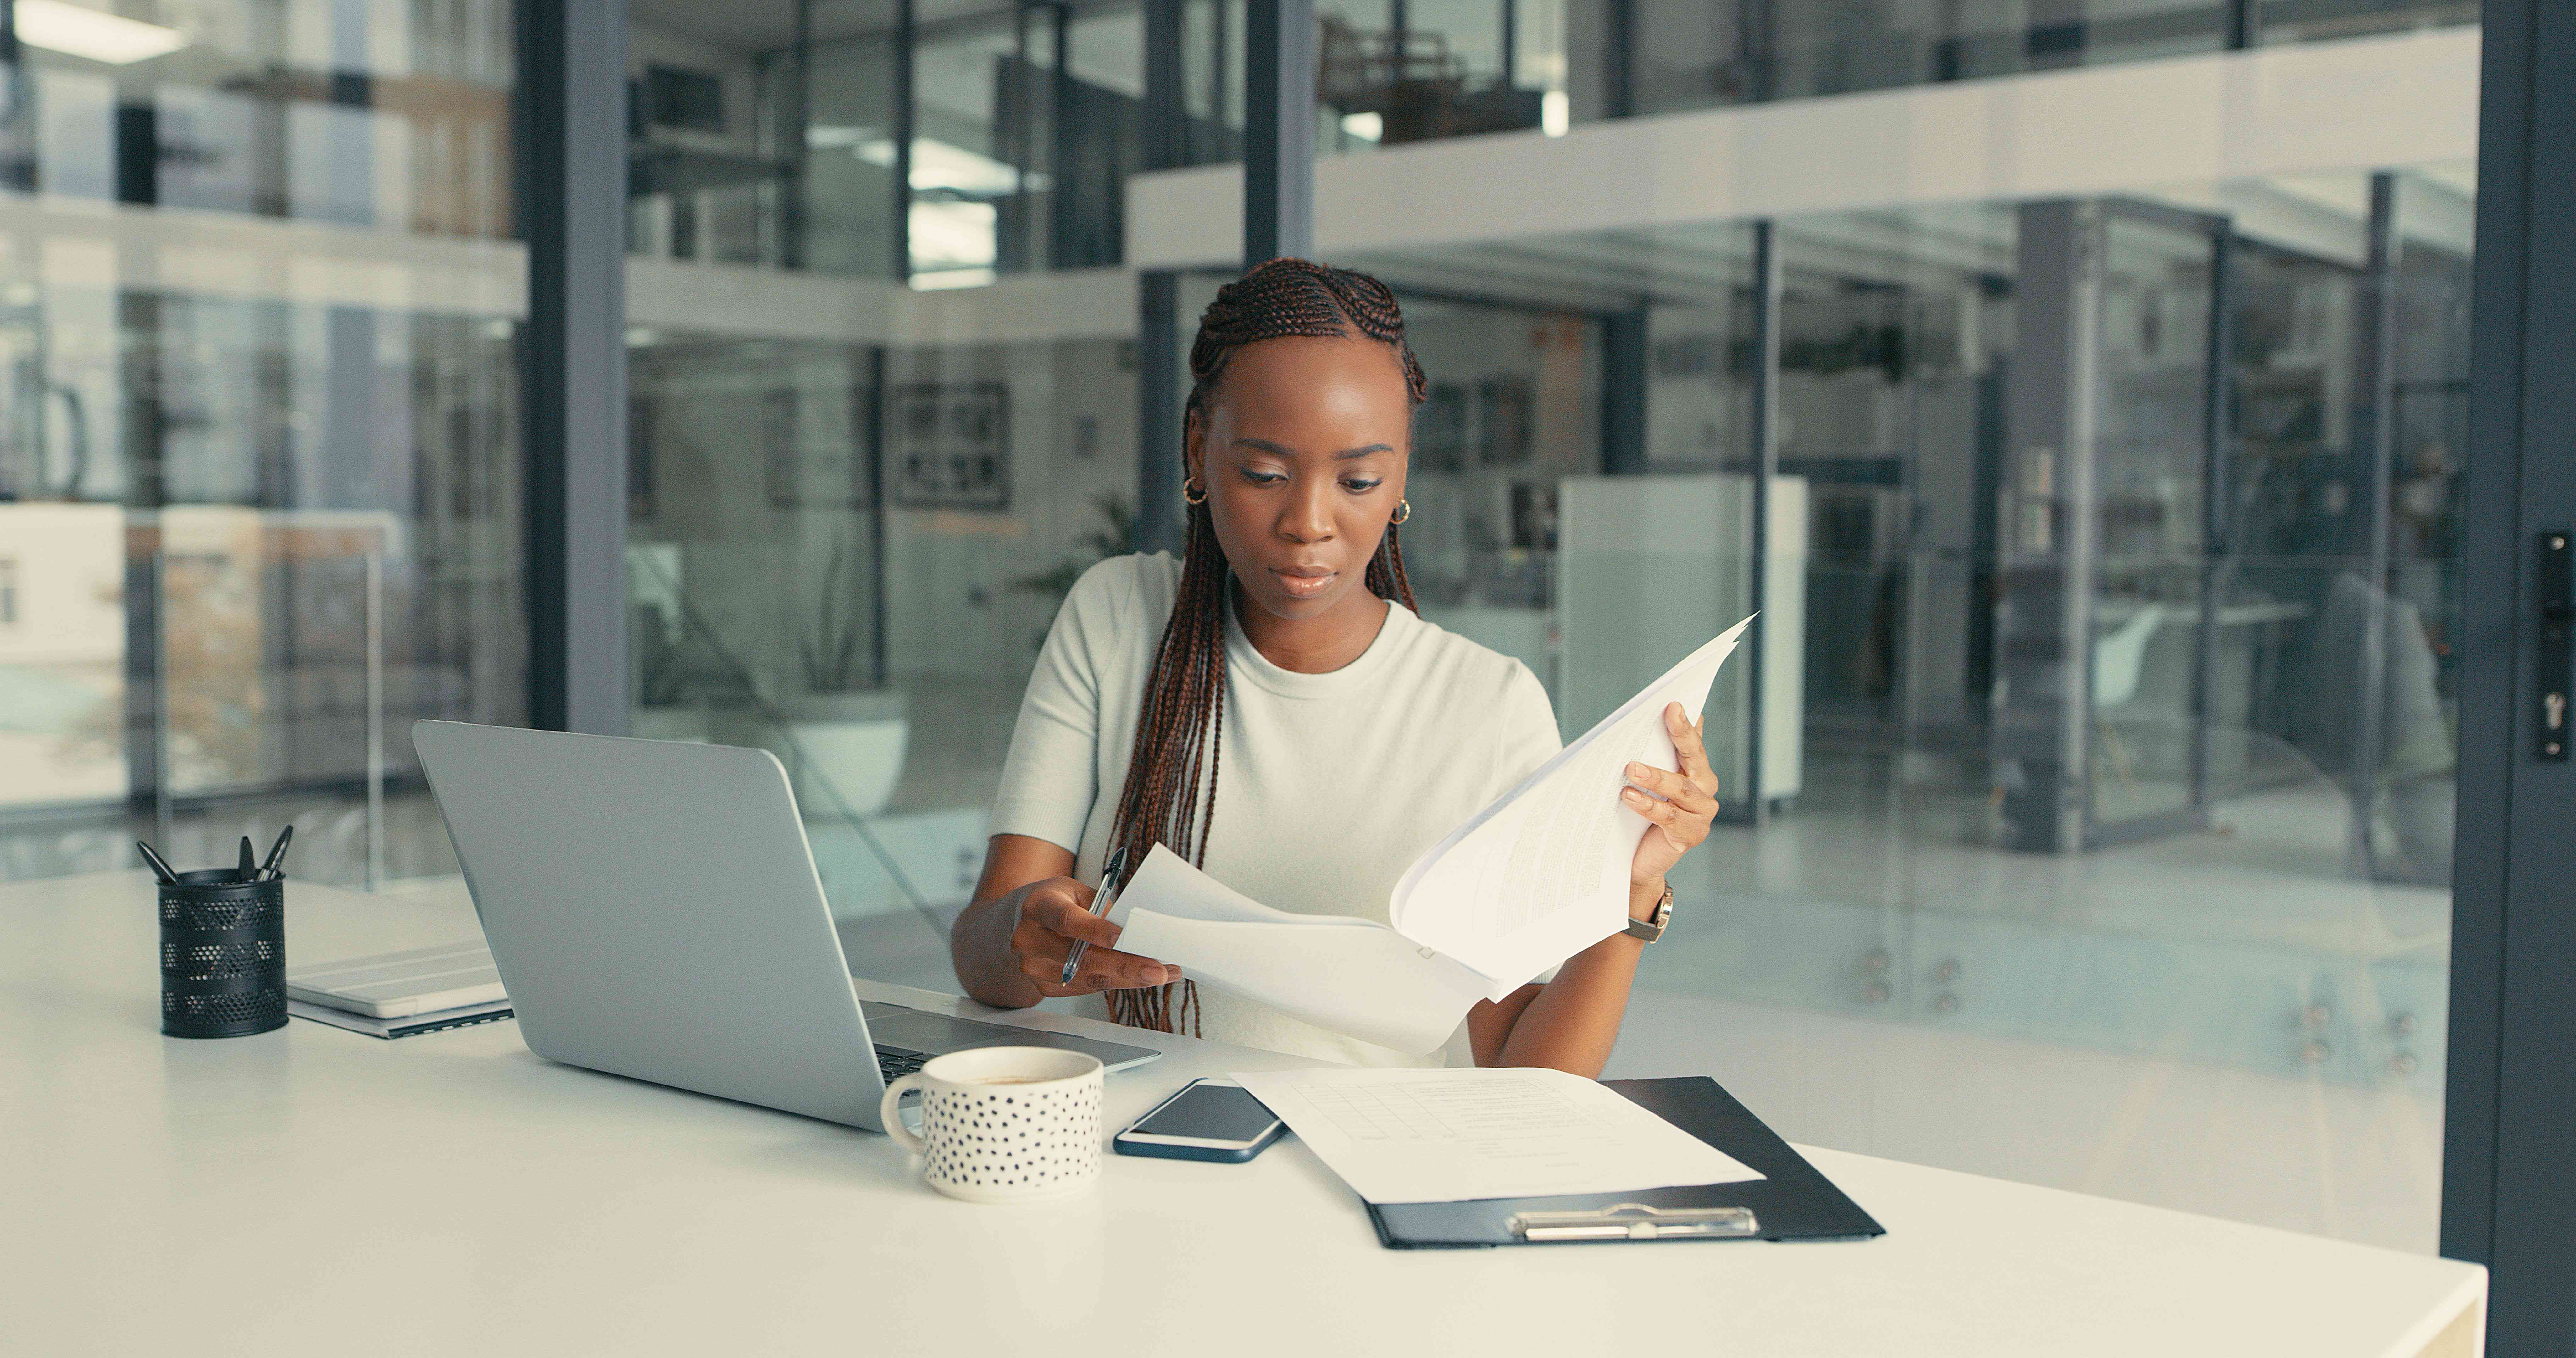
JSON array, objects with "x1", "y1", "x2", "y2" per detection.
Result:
[{"x1": 1364, "y1": 1076, "x2": 1886, "y2": 1249}]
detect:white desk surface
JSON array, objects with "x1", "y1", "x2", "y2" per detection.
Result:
[{"x1": 3, "y1": 871, "x2": 2484, "y2": 1358}]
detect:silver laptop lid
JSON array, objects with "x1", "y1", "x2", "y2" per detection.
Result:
[{"x1": 413, "y1": 720, "x2": 887, "y2": 1128}]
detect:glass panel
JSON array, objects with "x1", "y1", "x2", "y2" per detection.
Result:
[
  {"x1": 1316, "y1": 0, "x2": 1555, "y2": 151},
  {"x1": 2090, "y1": 209, "x2": 2214, "y2": 832},
  {"x1": 1148, "y1": 0, "x2": 2473, "y2": 161},
  {"x1": 1398, "y1": 294, "x2": 1599, "y2": 707},
  {"x1": 911, "y1": 12, "x2": 1038, "y2": 285},
  {"x1": 1061, "y1": 6, "x2": 1148, "y2": 268},
  {"x1": 0, "y1": 2, "x2": 521, "y2": 889},
  {"x1": 787, "y1": 25, "x2": 904, "y2": 277},
  {"x1": 1625, "y1": 0, "x2": 2229, "y2": 115},
  {"x1": 902, "y1": 2, "x2": 1143, "y2": 282},
  {"x1": 624, "y1": 323, "x2": 1140, "y2": 969},
  {"x1": 1548, "y1": 1, "x2": 2481, "y2": 125},
  {"x1": 1179, "y1": 0, "x2": 1247, "y2": 165},
  {"x1": 626, "y1": 0, "x2": 1146, "y2": 969},
  {"x1": 631, "y1": 1, "x2": 1142, "y2": 284},
  {"x1": 1357, "y1": 163, "x2": 2465, "y2": 1251},
  {"x1": 2259, "y1": 0, "x2": 2479, "y2": 45}
]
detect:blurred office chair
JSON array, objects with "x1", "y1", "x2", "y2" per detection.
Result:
[
  {"x1": 2297, "y1": 573, "x2": 2455, "y2": 883},
  {"x1": 2092, "y1": 604, "x2": 2166, "y2": 789},
  {"x1": 2093, "y1": 604, "x2": 2166, "y2": 709}
]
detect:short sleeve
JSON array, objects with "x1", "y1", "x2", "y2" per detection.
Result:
[{"x1": 988, "y1": 562, "x2": 1123, "y2": 853}]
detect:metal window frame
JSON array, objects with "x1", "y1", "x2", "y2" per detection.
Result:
[
  {"x1": 2442, "y1": 0, "x2": 2576, "y2": 1350},
  {"x1": 1136, "y1": 0, "x2": 1187, "y2": 558},
  {"x1": 518, "y1": 0, "x2": 629, "y2": 736},
  {"x1": 1745, "y1": 218, "x2": 1780, "y2": 827},
  {"x1": 1242, "y1": 0, "x2": 1314, "y2": 264},
  {"x1": 508, "y1": 5, "x2": 2576, "y2": 1334}
]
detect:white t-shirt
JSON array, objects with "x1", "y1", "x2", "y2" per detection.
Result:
[{"x1": 990, "y1": 553, "x2": 1564, "y2": 1067}]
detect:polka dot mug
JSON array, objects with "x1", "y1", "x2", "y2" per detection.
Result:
[{"x1": 879, "y1": 1046, "x2": 1106, "y2": 1202}]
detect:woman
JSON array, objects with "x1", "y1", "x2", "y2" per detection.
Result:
[{"x1": 949, "y1": 259, "x2": 1718, "y2": 1076}]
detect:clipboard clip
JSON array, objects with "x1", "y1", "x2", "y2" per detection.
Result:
[{"x1": 1508, "y1": 1202, "x2": 1759, "y2": 1242}]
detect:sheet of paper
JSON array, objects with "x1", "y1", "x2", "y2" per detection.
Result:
[
  {"x1": 1104, "y1": 845, "x2": 1382, "y2": 933},
  {"x1": 1233, "y1": 1066, "x2": 1763, "y2": 1205},
  {"x1": 1108, "y1": 846, "x2": 1496, "y2": 1054},
  {"x1": 1389, "y1": 616, "x2": 1753, "y2": 988}
]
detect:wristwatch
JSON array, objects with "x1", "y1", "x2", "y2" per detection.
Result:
[{"x1": 1622, "y1": 883, "x2": 1675, "y2": 943}]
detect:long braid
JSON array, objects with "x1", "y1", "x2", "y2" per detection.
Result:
[{"x1": 1107, "y1": 258, "x2": 1423, "y2": 1034}]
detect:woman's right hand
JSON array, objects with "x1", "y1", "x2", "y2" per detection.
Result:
[{"x1": 1002, "y1": 876, "x2": 1181, "y2": 998}]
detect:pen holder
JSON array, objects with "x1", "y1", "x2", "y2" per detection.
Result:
[{"x1": 159, "y1": 869, "x2": 286, "y2": 1038}]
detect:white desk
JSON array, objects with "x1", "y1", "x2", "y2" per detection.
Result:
[{"x1": 2, "y1": 872, "x2": 2484, "y2": 1357}]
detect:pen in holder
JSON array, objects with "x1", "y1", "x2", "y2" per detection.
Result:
[{"x1": 150, "y1": 831, "x2": 291, "y2": 1039}]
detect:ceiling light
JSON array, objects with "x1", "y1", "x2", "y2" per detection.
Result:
[
  {"x1": 907, "y1": 199, "x2": 997, "y2": 271},
  {"x1": 910, "y1": 268, "x2": 996, "y2": 292},
  {"x1": 855, "y1": 137, "x2": 1033, "y2": 196},
  {"x1": 15, "y1": 0, "x2": 186, "y2": 65}
]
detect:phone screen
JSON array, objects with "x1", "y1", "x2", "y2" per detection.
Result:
[{"x1": 1131, "y1": 1083, "x2": 1280, "y2": 1143}]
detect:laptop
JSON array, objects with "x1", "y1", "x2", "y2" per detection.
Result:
[{"x1": 411, "y1": 720, "x2": 1159, "y2": 1131}]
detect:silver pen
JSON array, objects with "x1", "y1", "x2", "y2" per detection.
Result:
[{"x1": 1059, "y1": 846, "x2": 1132, "y2": 987}]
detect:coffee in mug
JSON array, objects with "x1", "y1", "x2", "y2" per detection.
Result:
[{"x1": 879, "y1": 1046, "x2": 1105, "y2": 1202}]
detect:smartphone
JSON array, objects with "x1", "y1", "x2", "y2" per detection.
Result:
[{"x1": 1113, "y1": 1078, "x2": 1287, "y2": 1163}]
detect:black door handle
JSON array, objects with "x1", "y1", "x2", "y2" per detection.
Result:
[{"x1": 2542, "y1": 532, "x2": 2571, "y2": 761}]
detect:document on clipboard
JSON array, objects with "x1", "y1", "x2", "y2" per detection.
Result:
[
  {"x1": 1355, "y1": 1076, "x2": 1887, "y2": 1250},
  {"x1": 1230, "y1": 1066, "x2": 1761, "y2": 1205},
  {"x1": 1108, "y1": 617, "x2": 1755, "y2": 1053}
]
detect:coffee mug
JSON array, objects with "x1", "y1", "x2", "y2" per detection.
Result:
[{"x1": 879, "y1": 1046, "x2": 1105, "y2": 1202}]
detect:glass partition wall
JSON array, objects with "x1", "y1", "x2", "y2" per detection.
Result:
[
  {"x1": 0, "y1": 0, "x2": 2480, "y2": 1269},
  {"x1": 0, "y1": 1, "x2": 523, "y2": 888},
  {"x1": 619, "y1": 0, "x2": 1146, "y2": 967},
  {"x1": 1591, "y1": 0, "x2": 2476, "y2": 120},
  {"x1": 623, "y1": 323, "x2": 1141, "y2": 947},
  {"x1": 1173, "y1": 1, "x2": 2483, "y2": 157},
  {"x1": 625, "y1": 0, "x2": 1146, "y2": 284},
  {"x1": 1351, "y1": 164, "x2": 2470, "y2": 1253}
]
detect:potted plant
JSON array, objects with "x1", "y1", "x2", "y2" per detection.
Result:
[{"x1": 715, "y1": 530, "x2": 907, "y2": 820}]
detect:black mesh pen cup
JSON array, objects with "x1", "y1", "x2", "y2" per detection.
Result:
[{"x1": 159, "y1": 869, "x2": 286, "y2": 1038}]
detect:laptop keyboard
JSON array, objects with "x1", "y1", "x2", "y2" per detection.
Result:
[{"x1": 875, "y1": 1045, "x2": 932, "y2": 1083}]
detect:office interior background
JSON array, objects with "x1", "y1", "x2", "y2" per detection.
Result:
[{"x1": 0, "y1": 0, "x2": 2505, "y2": 1277}]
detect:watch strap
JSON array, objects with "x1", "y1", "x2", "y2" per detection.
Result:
[{"x1": 1622, "y1": 884, "x2": 1674, "y2": 943}]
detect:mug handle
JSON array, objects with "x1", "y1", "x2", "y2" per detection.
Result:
[{"x1": 880, "y1": 1074, "x2": 930, "y2": 1154}]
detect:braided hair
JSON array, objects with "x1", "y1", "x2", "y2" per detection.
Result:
[{"x1": 1105, "y1": 257, "x2": 1426, "y2": 1034}]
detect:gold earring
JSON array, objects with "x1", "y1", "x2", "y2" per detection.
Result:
[
  {"x1": 1183, "y1": 477, "x2": 1208, "y2": 505},
  {"x1": 1391, "y1": 498, "x2": 1411, "y2": 526}
]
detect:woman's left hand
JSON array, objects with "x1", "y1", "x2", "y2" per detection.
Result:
[{"x1": 1621, "y1": 702, "x2": 1720, "y2": 886}]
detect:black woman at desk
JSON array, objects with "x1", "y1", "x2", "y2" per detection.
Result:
[{"x1": 947, "y1": 258, "x2": 1719, "y2": 1077}]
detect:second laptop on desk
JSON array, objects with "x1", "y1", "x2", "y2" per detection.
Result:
[{"x1": 412, "y1": 720, "x2": 1159, "y2": 1130}]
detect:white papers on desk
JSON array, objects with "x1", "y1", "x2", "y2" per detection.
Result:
[
  {"x1": 1233, "y1": 1066, "x2": 1762, "y2": 1205},
  {"x1": 1107, "y1": 617, "x2": 1752, "y2": 1054}
]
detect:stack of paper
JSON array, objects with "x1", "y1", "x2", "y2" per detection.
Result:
[
  {"x1": 1108, "y1": 850, "x2": 1496, "y2": 1052},
  {"x1": 1231, "y1": 1066, "x2": 1762, "y2": 1204},
  {"x1": 1108, "y1": 616, "x2": 1752, "y2": 1053}
]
